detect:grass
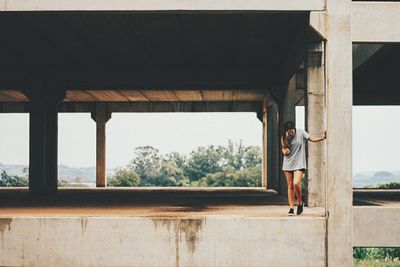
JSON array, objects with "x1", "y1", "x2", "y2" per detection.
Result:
[{"x1": 354, "y1": 259, "x2": 400, "y2": 267}]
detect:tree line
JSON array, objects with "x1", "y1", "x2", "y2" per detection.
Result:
[{"x1": 108, "y1": 140, "x2": 262, "y2": 187}]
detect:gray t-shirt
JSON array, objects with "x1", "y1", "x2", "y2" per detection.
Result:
[{"x1": 282, "y1": 129, "x2": 310, "y2": 171}]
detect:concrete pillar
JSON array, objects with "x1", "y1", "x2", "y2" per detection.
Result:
[
  {"x1": 25, "y1": 80, "x2": 65, "y2": 194},
  {"x1": 261, "y1": 98, "x2": 268, "y2": 188},
  {"x1": 279, "y1": 75, "x2": 296, "y2": 196},
  {"x1": 326, "y1": 0, "x2": 353, "y2": 265},
  {"x1": 267, "y1": 101, "x2": 280, "y2": 192},
  {"x1": 305, "y1": 42, "x2": 326, "y2": 208},
  {"x1": 91, "y1": 103, "x2": 111, "y2": 187}
]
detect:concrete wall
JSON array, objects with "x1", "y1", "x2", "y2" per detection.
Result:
[
  {"x1": 0, "y1": 216, "x2": 326, "y2": 267},
  {"x1": 352, "y1": 2, "x2": 400, "y2": 42},
  {"x1": 353, "y1": 207, "x2": 400, "y2": 247}
]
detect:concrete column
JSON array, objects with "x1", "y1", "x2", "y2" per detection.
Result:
[
  {"x1": 261, "y1": 98, "x2": 268, "y2": 188},
  {"x1": 305, "y1": 42, "x2": 326, "y2": 208},
  {"x1": 267, "y1": 101, "x2": 280, "y2": 192},
  {"x1": 25, "y1": 80, "x2": 65, "y2": 194},
  {"x1": 326, "y1": 0, "x2": 353, "y2": 265},
  {"x1": 279, "y1": 75, "x2": 296, "y2": 196},
  {"x1": 91, "y1": 103, "x2": 111, "y2": 187},
  {"x1": 257, "y1": 94, "x2": 278, "y2": 189}
]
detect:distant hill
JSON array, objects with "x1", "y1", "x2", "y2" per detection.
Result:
[
  {"x1": 353, "y1": 170, "x2": 400, "y2": 188},
  {"x1": 0, "y1": 163, "x2": 117, "y2": 183},
  {"x1": 1, "y1": 163, "x2": 399, "y2": 188}
]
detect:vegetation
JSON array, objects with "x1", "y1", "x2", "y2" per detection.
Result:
[
  {"x1": 353, "y1": 248, "x2": 400, "y2": 266},
  {"x1": 108, "y1": 140, "x2": 262, "y2": 187},
  {"x1": 0, "y1": 170, "x2": 28, "y2": 187},
  {"x1": 375, "y1": 182, "x2": 400, "y2": 189}
]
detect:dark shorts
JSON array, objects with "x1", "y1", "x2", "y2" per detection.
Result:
[{"x1": 283, "y1": 168, "x2": 305, "y2": 173}]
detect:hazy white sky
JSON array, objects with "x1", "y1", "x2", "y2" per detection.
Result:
[{"x1": 1, "y1": 106, "x2": 399, "y2": 172}]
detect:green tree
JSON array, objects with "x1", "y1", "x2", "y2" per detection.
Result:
[
  {"x1": 196, "y1": 166, "x2": 261, "y2": 187},
  {"x1": 129, "y1": 146, "x2": 162, "y2": 186},
  {"x1": 185, "y1": 145, "x2": 224, "y2": 182},
  {"x1": 108, "y1": 169, "x2": 141, "y2": 187},
  {"x1": 0, "y1": 171, "x2": 28, "y2": 187}
]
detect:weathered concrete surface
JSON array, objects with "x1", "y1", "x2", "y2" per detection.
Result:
[
  {"x1": 325, "y1": 0, "x2": 353, "y2": 265},
  {"x1": 353, "y1": 207, "x2": 400, "y2": 247},
  {"x1": 306, "y1": 42, "x2": 326, "y2": 208},
  {"x1": 0, "y1": 188, "x2": 325, "y2": 217},
  {"x1": 352, "y1": 2, "x2": 400, "y2": 42},
  {"x1": 2, "y1": 0, "x2": 325, "y2": 11},
  {"x1": 267, "y1": 102, "x2": 280, "y2": 192},
  {"x1": 0, "y1": 216, "x2": 326, "y2": 267}
]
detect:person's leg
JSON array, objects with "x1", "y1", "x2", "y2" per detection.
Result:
[
  {"x1": 284, "y1": 171, "x2": 295, "y2": 209},
  {"x1": 293, "y1": 170, "x2": 305, "y2": 205}
]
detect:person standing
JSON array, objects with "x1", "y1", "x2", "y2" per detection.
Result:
[{"x1": 281, "y1": 121, "x2": 326, "y2": 216}]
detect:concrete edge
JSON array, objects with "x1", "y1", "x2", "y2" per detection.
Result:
[{"x1": 2, "y1": 0, "x2": 325, "y2": 12}]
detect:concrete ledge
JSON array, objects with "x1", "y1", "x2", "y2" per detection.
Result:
[
  {"x1": 0, "y1": 216, "x2": 326, "y2": 267},
  {"x1": 353, "y1": 206, "x2": 400, "y2": 247},
  {"x1": 3, "y1": 0, "x2": 325, "y2": 11},
  {"x1": 352, "y1": 2, "x2": 400, "y2": 42}
]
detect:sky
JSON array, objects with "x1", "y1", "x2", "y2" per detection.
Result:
[{"x1": 1, "y1": 106, "x2": 399, "y2": 173}]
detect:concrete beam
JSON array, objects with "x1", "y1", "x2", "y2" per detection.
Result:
[
  {"x1": 309, "y1": 12, "x2": 327, "y2": 40},
  {"x1": 325, "y1": 0, "x2": 353, "y2": 265},
  {"x1": 305, "y1": 42, "x2": 326, "y2": 208},
  {"x1": 0, "y1": 102, "x2": 28, "y2": 113},
  {"x1": 91, "y1": 103, "x2": 111, "y2": 188},
  {"x1": 2, "y1": 0, "x2": 325, "y2": 11},
  {"x1": 60, "y1": 101, "x2": 263, "y2": 113},
  {"x1": 352, "y1": 2, "x2": 400, "y2": 42},
  {"x1": 0, "y1": 101, "x2": 264, "y2": 113},
  {"x1": 353, "y1": 207, "x2": 400, "y2": 247}
]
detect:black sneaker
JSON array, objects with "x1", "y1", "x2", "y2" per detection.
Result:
[
  {"x1": 296, "y1": 202, "x2": 304, "y2": 215},
  {"x1": 288, "y1": 208, "x2": 295, "y2": 216}
]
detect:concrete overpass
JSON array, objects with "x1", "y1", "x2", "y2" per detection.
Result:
[{"x1": 0, "y1": 1, "x2": 399, "y2": 266}]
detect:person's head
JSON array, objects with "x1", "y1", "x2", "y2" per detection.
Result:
[
  {"x1": 283, "y1": 121, "x2": 296, "y2": 138},
  {"x1": 282, "y1": 121, "x2": 296, "y2": 148}
]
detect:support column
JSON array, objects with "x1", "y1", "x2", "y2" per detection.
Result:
[
  {"x1": 25, "y1": 79, "x2": 65, "y2": 194},
  {"x1": 279, "y1": 75, "x2": 297, "y2": 196},
  {"x1": 261, "y1": 111, "x2": 269, "y2": 189},
  {"x1": 267, "y1": 101, "x2": 280, "y2": 192},
  {"x1": 325, "y1": 0, "x2": 353, "y2": 265},
  {"x1": 91, "y1": 103, "x2": 111, "y2": 187},
  {"x1": 305, "y1": 42, "x2": 326, "y2": 207},
  {"x1": 261, "y1": 99, "x2": 267, "y2": 188},
  {"x1": 259, "y1": 95, "x2": 271, "y2": 189}
]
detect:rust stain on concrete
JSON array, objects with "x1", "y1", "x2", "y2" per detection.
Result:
[
  {"x1": 152, "y1": 217, "x2": 205, "y2": 266},
  {"x1": 80, "y1": 217, "x2": 88, "y2": 232},
  {"x1": 0, "y1": 218, "x2": 12, "y2": 243}
]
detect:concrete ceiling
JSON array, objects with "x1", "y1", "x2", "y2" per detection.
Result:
[
  {"x1": 353, "y1": 44, "x2": 400, "y2": 105},
  {"x1": 0, "y1": 12, "x2": 308, "y2": 90},
  {"x1": 0, "y1": 89, "x2": 267, "y2": 102}
]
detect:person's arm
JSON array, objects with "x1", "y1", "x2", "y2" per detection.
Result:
[
  {"x1": 281, "y1": 137, "x2": 291, "y2": 156},
  {"x1": 308, "y1": 131, "x2": 327, "y2": 143}
]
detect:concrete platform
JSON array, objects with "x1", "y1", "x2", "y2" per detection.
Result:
[
  {"x1": 0, "y1": 187, "x2": 325, "y2": 217},
  {"x1": 353, "y1": 189, "x2": 400, "y2": 206},
  {"x1": 0, "y1": 188, "x2": 326, "y2": 267}
]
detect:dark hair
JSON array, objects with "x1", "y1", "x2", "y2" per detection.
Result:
[{"x1": 282, "y1": 121, "x2": 296, "y2": 149}]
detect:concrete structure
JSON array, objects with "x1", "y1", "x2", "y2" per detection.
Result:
[{"x1": 1, "y1": 1, "x2": 400, "y2": 266}]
